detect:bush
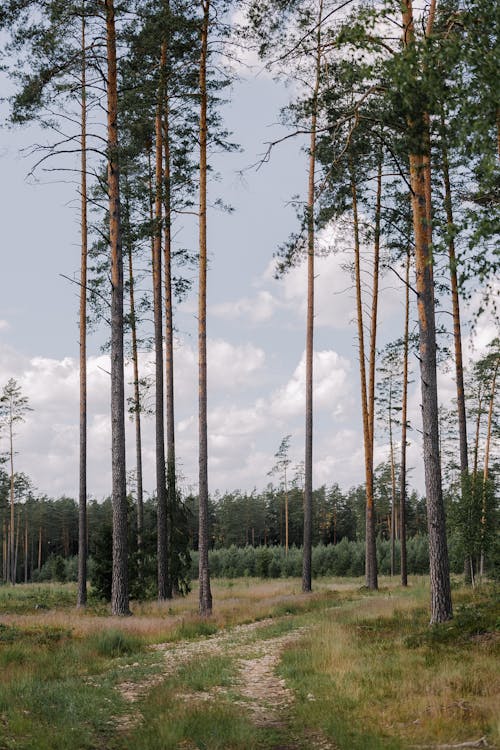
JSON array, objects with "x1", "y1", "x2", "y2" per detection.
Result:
[{"x1": 189, "y1": 538, "x2": 437, "y2": 580}]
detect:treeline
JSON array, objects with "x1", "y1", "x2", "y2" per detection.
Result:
[{"x1": 3, "y1": 473, "x2": 498, "y2": 590}]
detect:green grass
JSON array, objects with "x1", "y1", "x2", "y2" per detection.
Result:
[
  {"x1": 162, "y1": 619, "x2": 219, "y2": 641},
  {"x1": 0, "y1": 578, "x2": 498, "y2": 749},
  {"x1": 118, "y1": 654, "x2": 278, "y2": 750},
  {"x1": 279, "y1": 583, "x2": 499, "y2": 749},
  {"x1": 0, "y1": 583, "x2": 77, "y2": 613},
  {"x1": 93, "y1": 629, "x2": 144, "y2": 657},
  {"x1": 119, "y1": 700, "x2": 277, "y2": 750}
]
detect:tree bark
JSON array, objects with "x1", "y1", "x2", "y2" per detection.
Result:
[
  {"x1": 401, "y1": 0, "x2": 452, "y2": 623},
  {"x1": 77, "y1": 10, "x2": 88, "y2": 609},
  {"x1": 9, "y1": 405, "x2": 15, "y2": 584},
  {"x1": 389, "y1": 379, "x2": 397, "y2": 577},
  {"x1": 154, "y1": 42, "x2": 170, "y2": 602},
  {"x1": 440, "y1": 120, "x2": 468, "y2": 479},
  {"x1": 480, "y1": 356, "x2": 498, "y2": 576},
  {"x1": 302, "y1": 0, "x2": 323, "y2": 593},
  {"x1": 400, "y1": 247, "x2": 410, "y2": 586},
  {"x1": 163, "y1": 73, "x2": 177, "y2": 592},
  {"x1": 106, "y1": 0, "x2": 129, "y2": 616},
  {"x1": 198, "y1": 0, "x2": 212, "y2": 617},
  {"x1": 125, "y1": 178, "x2": 144, "y2": 581},
  {"x1": 24, "y1": 512, "x2": 28, "y2": 583},
  {"x1": 350, "y1": 160, "x2": 378, "y2": 591}
]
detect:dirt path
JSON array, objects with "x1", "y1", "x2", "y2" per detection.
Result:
[{"x1": 114, "y1": 619, "x2": 337, "y2": 748}]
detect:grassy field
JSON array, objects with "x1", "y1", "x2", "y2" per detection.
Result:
[{"x1": 0, "y1": 577, "x2": 498, "y2": 749}]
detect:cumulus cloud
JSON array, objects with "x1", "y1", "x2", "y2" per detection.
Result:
[
  {"x1": 211, "y1": 223, "x2": 405, "y2": 333},
  {"x1": 270, "y1": 349, "x2": 351, "y2": 419},
  {"x1": 0, "y1": 320, "x2": 9, "y2": 331},
  {"x1": 0, "y1": 337, "x2": 269, "y2": 499},
  {"x1": 210, "y1": 290, "x2": 279, "y2": 323}
]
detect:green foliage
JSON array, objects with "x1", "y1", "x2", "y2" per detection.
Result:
[{"x1": 190, "y1": 538, "x2": 435, "y2": 580}]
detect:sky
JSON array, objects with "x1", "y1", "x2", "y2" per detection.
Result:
[{"x1": 0, "y1": 38, "x2": 497, "y2": 503}]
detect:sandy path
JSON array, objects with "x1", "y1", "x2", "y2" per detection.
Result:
[{"x1": 113, "y1": 619, "x2": 337, "y2": 748}]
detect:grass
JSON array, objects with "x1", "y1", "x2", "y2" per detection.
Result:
[
  {"x1": 280, "y1": 583, "x2": 499, "y2": 749},
  {"x1": 0, "y1": 577, "x2": 498, "y2": 749}
]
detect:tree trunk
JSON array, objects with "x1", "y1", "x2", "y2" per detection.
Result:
[
  {"x1": 106, "y1": 0, "x2": 129, "y2": 616},
  {"x1": 163, "y1": 75, "x2": 177, "y2": 592},
  {"x1": 9, "y1": 406, "x2": 15, "y2": 584},
  {"x1": 350, "y1": 161, "x2": 378, "y2": 590},
  {"x1": 284, "y1": 469, "x2": 289, "y2": 557},
  {"x1": 302, "y1": 0, "x2": 323, "y2": 594},
  {"x1": 441, "y1": 118, "x2": 468, "y2": 478},
  {"x1": 24, "y1": 513, "x2": 28, "y2": 583},
  {"x1": 77, "y1": 11, "x2": 88, "y2": 609},
  {"x1": 14, "y1": 507, "x2": 20, "y2": 582},
  {"x1": 440, "y1": 113, "x2": 471, "y2": 583},
  {"x1": 198, "y1": 0, "x2": 212, "y2": 617},
  {"x1": 38, "y1": 524, "x2": 42, "y2": 571},
  {"x1": 389, "y1": 379, "x2": 397, "y2": 577},
  {"x1": 125, "y1": 179, "x2": 144, "y2": 581},
  {"x1": 2, "y1": 520, "x2": 6, "y2": 582},
  {"x1": 400, "y1": 247, "x2": 410, "y2": 587},
  {"x1": 402, "y1": 0, "x2": 452, "y2": 624},
  {"x1": 154, "y1": 42, "x2": 170, "y2": 601},
  {"x1": 480, "y1": 356, "x2": 498, "y2": 577},
  {"x1": 368, "y1": 152, "x2": 382, "y2": 587}
]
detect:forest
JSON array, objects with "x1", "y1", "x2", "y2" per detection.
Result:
[{"x1": 0, "y1": 0, "x2": 498, "y2": 619}]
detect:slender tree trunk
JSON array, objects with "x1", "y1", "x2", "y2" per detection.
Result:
[
  {"x1": 77, "y1": 10, "x2": 88, "y2": 609},
  {"x1": 368, "y1": 152, "x2": 382, "y2": 586},
  {"x1": 284, "y1": 469, "x2": 289, "y2": 557},
  {"x1": 198, "y1": 0, "x2": 212, "y2": 617},
  {"x1": 302, "y1": 0, "x2": 323, "y2": 594},
  {"x1": 14, "y1": 507, "x2": 20, "y2": 582},
  {"x1": 106, "y1": 0, "x2": 129, "y2": 616},
  {"x1": 400, "y1": 247, "x2": 410, "y2": 586},
  {"x1": 471, "y1": 385, "x2": 483, "y2": 523},
  {"x1": 153, "y1": 43, "x2": 170, "y2": 601},
  {"x1": 2, "y1": 520, "x2": 6, "y2": 582},
  {"x1": 24, "y1": 512, "x2": 28, "y2": 583},
  {"x1": 163, "y1": 75, "x2": 177, "y2": 592},
  {"x1": 9, "y1": 410, "x2": 15, "y2": 584},
  {"x1": 440, "y1": 113, "x2": 472, "y2": 582},
  {"x1": 441, "y1": 119, "x2": 468, "y2": 478},
  {"x1": 480, "y1": 356, "x2": 498, "y2": 577},
  {"x1": 125, "y1": 179, "x2": 144, "y2": 581},
  {"x1": 38, "y1": 524, "x2": 42, "y2": 571},
  {"x1": 402, "y1": 0, "x2": 452, "y2": 623},
  {"x1": 389, "y1": 380, "x2": 397, "y2": 577},
  {"x1": 350, "y1": 160, "x2": 378, "y2": 590}
]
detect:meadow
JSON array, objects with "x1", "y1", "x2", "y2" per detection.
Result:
[{"x1": 0, "y1": 577, "x2": 498, "y2": 749}]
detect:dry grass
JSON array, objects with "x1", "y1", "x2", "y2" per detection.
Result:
[
  {"x1": 281, "y1": 584, "x2": 500, "y2": 749},
  {"x1": 0, "y1": 577, "x2": 498, "y2": 749},
  {"x1": 0, "y1": 577, "x2": 361, "y2": 639}
]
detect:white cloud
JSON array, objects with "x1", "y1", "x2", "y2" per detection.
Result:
[
  {"x1": 0, "y1": 320, "x2": 9, "y2": 331},
  {"x1": 208, "y1": 339, "x2": 266, "y2": 387},
  {"x1": 213, "y1": 223, "x2": 405, "y2": 333},
  {"x1": 270, "y1": 349, "x2": 351, "y2": 419},
  {"x1": 210, "y1": 290, "x2": 279, "y2": 323}
]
